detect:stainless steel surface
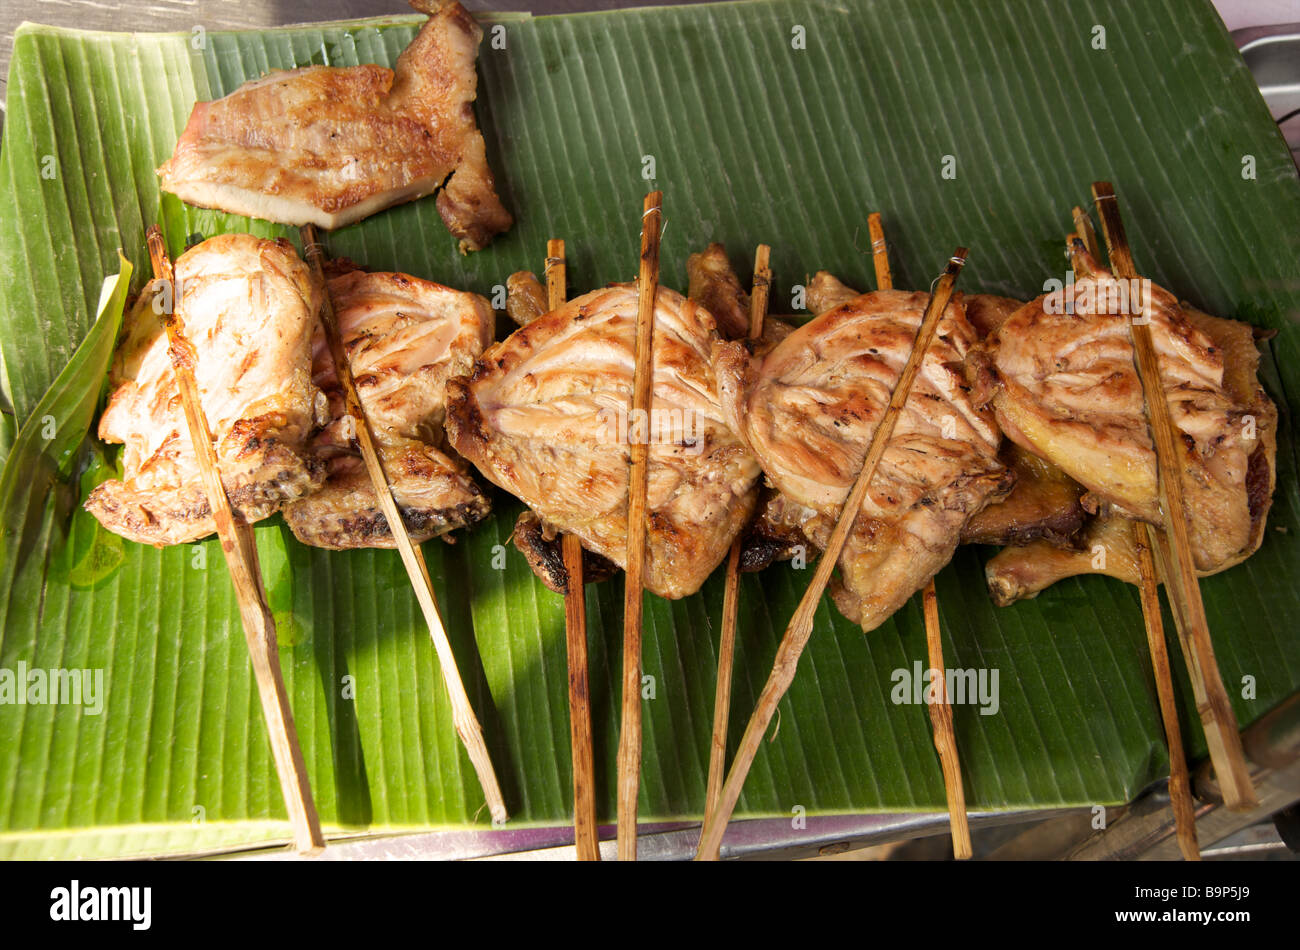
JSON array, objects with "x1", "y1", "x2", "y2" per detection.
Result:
[
  {"x1": 228, "y1": 809, "x2": 1081, "y2": 861},
  {"x1": 1232, "y1": 23, "x2": 1300, "y2": 162}
]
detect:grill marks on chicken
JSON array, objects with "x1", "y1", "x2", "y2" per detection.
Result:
[
  {"x1": 982, "y1": 301, "x2": 1278, "y2": 603},
  {"x1": 446, "y1": 283, "x2": 762, "y2": 600},
  {"x1": 86, "y1": 235, "x2": 326, "y2": 546},
  {"x1": 282, "y1": 266, "x2": 493, "y2": 549},
  {"x1": 716, "y1": 288, "x2": 1011, "y2": 631},
  {"x1": 984, "y1": 257, "x2": 1274, "y2": 574},
  {"x1": 158, "y1": 0, "x2": 512, "y2": 250}
]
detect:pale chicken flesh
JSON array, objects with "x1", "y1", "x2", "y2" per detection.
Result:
[
  {"x1": 158, "y1": 1, "x2": 512, "y2": 251},
  {"x1": 87, "y1": 234, "x2": 326, "y2": 546},
  {"x1": 446, "y1": 283, "x2": 762, "y2": 600},
  {"x1": 715, "y1": 288, "x2": 1012, "y2": 631},
  {"x1": 981, "y1": 252, "x2": 1276, "y2": 574},
  {"x1": 282, "y1": 265, "x2": 494, "y2": 548}
]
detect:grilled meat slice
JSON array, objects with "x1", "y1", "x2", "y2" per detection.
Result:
[
  {"x1": 446, "y1": 283, "x2": 762, "y2": 600},
  {"x1": 283, "y1": 265, "x2": 494, "y2": 548},
  {"x1": 984, "y1": 300, "x2": 1278, "y2": 604},
  {"x1": 158, "y1": 1, "x2": 511, "y2": 251},
  {"x1": 988, "y1": 251, "x2": 1275, "y2": 573},
  {"x1": 87, "y1": 235, "x2": 326, "y2": 546},
  {"x1": 716, "y1": 287, "x2": 1011, "y2": 631}
]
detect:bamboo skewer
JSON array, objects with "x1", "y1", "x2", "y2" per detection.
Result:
[
  {"x1": 546, "y1": 240, "x2": 600, "y2": 861},
  {"x1": 1067, "y1": 233, "x2": 1200, "y2": 860},
  {"x1": 869, "y1": 212, "x2": 971, "y2": 860},
  {"x1": 616, "y1": 191, "x2": 664, "y2": 860},
  {"x1": 1072, "y1": 204, "x2": 1101, "y2": 261},
  {"x1": 145, "y1": 226, "x2": 324, "y2": 855},
  {"x1": 696, "y1": 247, "x2": 969, "y2": 860},
  {"x1": 299, "y1": 224, "x2": 508, "y2": 826},
  {"x1": 1089, "y1": 182, "x2": 1257, "y2": 812},
  {"x1": 1133, "y1": 523, "x2": 1202, "y2": 859},
  {"x1": 705, "y1": 244, "x2": 771, "y2": 822}
]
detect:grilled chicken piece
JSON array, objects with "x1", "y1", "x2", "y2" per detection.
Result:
[
  {"x1": 687, "y1": 243, "x2": 754, "y2": 340},
  {"x1": 737, "y1": 487, "x2": 816, "y2": 573},
  {"x1": 158, "y1": 1, "x2": 511, "y2": 251},
  {"x1": 985, "y1": 515, "x2": 1143, "y2": 605},
  {"x1": 446, "y1": 283, "x2": 762, "y2": 599},
  {"x1": 958, "y1": 294, "x2": 1092, "y2": 548},
  {"x1": 283, "y1": 266, "x2": 493, "y2": 548},
  {"x1": 716, "y1": 288, "x2": 1012, "y2": 631},
  {"x1": 686, "y1": 243, "x2": 794, "y2": 349},
  {"x1": 505, "y1": 272, "x2": 548, "y2": 326},
  {"x1": 963, "y1": 294, "x2": 1024, "y2": 339},
  {"x1": 961, "y1": 443, "x2": 1086, "y2": 547},
  {"x1": 967, "y1": 441, "x2": 1086, "y2": 545},
  {"x1": 806, "y1": 271, "x2": 859, "y2": 315},
  {"x1": 983, "y1": 301, "x2": 1278, "y2": 604},
  {"x1": 983, "y1": 250, "x2": 1276, "y2": 574},
  {"x1": 87, "y1": 235, "x2": 326, "y2": 546}
]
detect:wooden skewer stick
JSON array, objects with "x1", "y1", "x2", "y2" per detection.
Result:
[
  {"x1": 1072, "y1": 205, "x2": 1102, "y2": 261},
  {"x1": 696, "y1": 247, "x2": 969, "y2": 860},
  {"x1": 705, "y1": 244, "x2": 772, "y2": 821},
  {"x1": 299, "y1": 224, "x2": 508, "y2": 826},
  {"x1": 1067, "y1": 233, "x2": 1200, "y2": 860},
  {"x1": 1089, "y1": 182, "x2": 1257, "y2": 812},
  {"x1": 616, "y1": 190, "x2": 663, "y2": 860},
  {"x1": 547, "y1": 240, "x2": 600, "y2": 862},
  {"x1": 869, "y1": 212, "x2": 972, "y2": 860},
  {"x1": 145, "y1": 226, "x2": 324, "y2": 855},
  {"x1": 1134, "y1": 524, "x2": 1202, "y2": 859}
]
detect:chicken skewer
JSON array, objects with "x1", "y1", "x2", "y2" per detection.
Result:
[
  {"x1": 1089, "y1": 182, "x2": 1256, "y2": 812},
  {"x1": 705, "y1": 244, "x2": 771, "y2": 822},
  {"x1": 1065, "y1": 227, "x2": 1199, "y2": 860},
  {"x1": 543, "y1": 239, "x2": 601, "y2": 861},
  {"x1": 617, "y1": 190, "x2": 663, "y2": 860},
  {"x1": 869, "y1": 212, "x2": 971, "y2": 860},
  {"x1": 145, "y1": 226, "x2": 324, "y2": 854},
  {"x1": 300, "y1": 224, "x2": 507, "y2": 826},
  {"x1": 697, "y1": 248, "x2": 968, "y2": 860}
]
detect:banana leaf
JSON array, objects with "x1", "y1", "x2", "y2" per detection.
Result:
[{"x1": 0, "y1": 0, "x2": 1297, "y2": 858}]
